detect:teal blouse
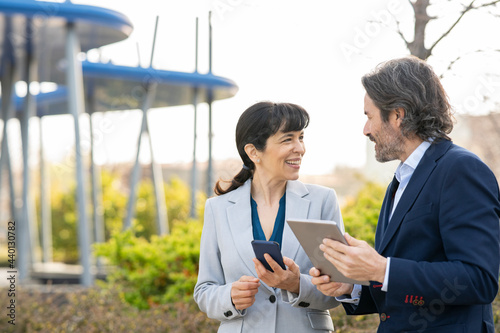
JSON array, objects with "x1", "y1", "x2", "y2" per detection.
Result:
[{"x1": 251, "y1": 193, "x2": 286, "y2": 248}]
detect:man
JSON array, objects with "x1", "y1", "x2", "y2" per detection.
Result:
[{"x1": 310, "y1": 56, "x2": 500, "y2": 332}]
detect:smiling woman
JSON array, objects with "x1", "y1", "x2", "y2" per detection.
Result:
[{"x1": 194, "y1": 101, "x2": 344, "y2": 332}]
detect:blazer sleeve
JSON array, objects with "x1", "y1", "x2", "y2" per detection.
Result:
[
  {"x1": 193, "y1": 199, "x2": 245, "y2": 321},
  {"x1": 386, "y1": 154, "x2": 500, "y2": 308}
]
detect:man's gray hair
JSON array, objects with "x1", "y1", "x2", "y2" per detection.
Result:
[{"x1": 362, "y1": 56, "x2": 454, "y2": 142}]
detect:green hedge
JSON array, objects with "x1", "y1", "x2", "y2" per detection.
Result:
[
  {"x1": 94, "y1": 220, "x2": 202, "y2": 309},
  {"x1": 45, "y1": 171, "x2": 205, "y2": 263}
]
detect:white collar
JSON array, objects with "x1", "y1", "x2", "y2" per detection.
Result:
[{"x1": 395, "y1": 141, "x2": 431, "y2": 183}]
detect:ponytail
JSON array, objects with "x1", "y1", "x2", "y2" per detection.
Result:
[{"x1": 214, "y1": 164, "x2": 253, "y2": 195}]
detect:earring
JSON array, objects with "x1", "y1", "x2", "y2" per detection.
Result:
[{"x1": 257, "y1": 159, "x2": 260, "y2": 163}]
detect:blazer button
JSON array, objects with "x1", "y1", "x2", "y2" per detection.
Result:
[
  {"x1": 269, "y1": 295, "x2": 276, "y2": 303},
  {"x1": 224, "y1": 311, "x2": 232, "y2": 317},
  {"x1": 298, "y1": 301, "x2": 310, "y2": 308},
  {"x1": 380, "y1": 313, "x2": 387, "y2": 321}
]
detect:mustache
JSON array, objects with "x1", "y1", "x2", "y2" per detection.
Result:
[{"x1": 368, "y1": 135, "x2": 376, "y2": 142}]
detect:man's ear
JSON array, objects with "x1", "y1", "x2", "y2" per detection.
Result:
[
  {"x1": 395, "y1": 107, "x2": 405, "y2": 121},
  {"x1": 244, "y1": 143, "x2": 259, "y2": 163}
]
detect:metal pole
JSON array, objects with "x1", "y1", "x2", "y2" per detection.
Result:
[
  {"x1": 206, "y1": 12, "x2": 214, "y2": 196},
  {"x1": 124, "y1": 84, "x2": 157, "y2": 230},
  {"x1": 19, "y1": 18, "x2": 40, "y2": 282},
  {"x1": 145, "y1": 104, "x2": 168, "y2": 235},
  {"x1": 0, "y1": 17, "x2": 16, "y2": 221},
  {"x1": 136, "y1": 42, "x2": 142, "y2": 67},
  {"x1": 5, "y1": 134, "x2": 17, "y2": 222},
  {"x1": 124, "y1": 123, "x2": 144, "y2": 230},
  {"x1": 124, "y1": 16, "x2": 164, "y2": 232},
  {"x1": 66, "y1": 22, "x2": 93, "y2": 286},
  {"x1": 0, "y1": 19, "x2": 17, "y2": 221},
  {"x1": 39, "y1": 118, "x2": 53, "y2": 263},
  {"x1": 38, "y1": 18, "x2": 53, "y2": 264},
  {"x1": 190, "y1": 17, "x2": 199, "y2": 218},
  {"x1": 147, "y1": 16, "x2": 168, "y2": 235},
  {"x1": 150, "y1": 16, "x2": 159, "y2": 68},
  {"x1": 190, "y1": 94, "x2": 199, "y2": 218},
  {"x1": 207, "y1": 99, "x2": 213, "y2": 196},
  {"x1": 88, "y1": 108, "x2": 105, "y2": 265},
  {"x1": 208, "y1": 12, "x2": 212, "y2": 74}
]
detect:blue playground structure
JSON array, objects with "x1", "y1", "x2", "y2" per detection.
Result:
[{"x1": 0, "y1": 0, "x2": 238, "y2": 286}]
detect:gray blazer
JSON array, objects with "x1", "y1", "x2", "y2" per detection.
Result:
[{"x1": 194, "y1": 179, "x2": 343, "y2": 332}]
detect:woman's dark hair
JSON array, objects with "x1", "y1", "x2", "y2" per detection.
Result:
[
  {"x1": 214, "y1": 101, "x2": 309, "y2": 195},
  {"x1": 362, "y1": 56, "x2": 454, "y2": 141}
]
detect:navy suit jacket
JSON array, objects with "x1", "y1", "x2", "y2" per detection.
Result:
[{"x1": 344, "y1": 140, "x2": 500, "y2": 333}]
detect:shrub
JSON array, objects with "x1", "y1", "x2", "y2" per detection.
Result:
[
  {"x1": 48, "y1": 171, "x2": 204, "y2": 263},
  {"x1": 0, "y1": 286, "x2": 219, "y2": 333},
  {"x1": 49, "y1": 185, "x2": 79, "y2": 263},
  {"x1": 341, "y1": 182, "x2": 385, "y2": 247},
  {"x1": 94, "y1": 220, "x2": 203, "y2": 309}
]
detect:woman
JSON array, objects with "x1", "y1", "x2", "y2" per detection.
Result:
[{"x1": 194, "y1": 102, "x2": 343, "y2": 332}]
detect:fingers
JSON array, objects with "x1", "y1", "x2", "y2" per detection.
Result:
[
  {"x1": 252, "y1": 258, "x2": 267, "y2": 277},
  {"x1": 319, "y1": 234, "x2": 386, "y2": 282},
  {"x1": 252, "y1": 254, "x2": 285, "y2": 277},
  {"x1": 264, "y1": 253, "x2": 285, "y2": 272},
  {"x1": 239, "y1": 275, "x2": 260, "y2": 283},
  {"x1": 322, "y1": 238, "x2": 347, "y2": 253},
  {"x1": 231, "y1": 276, "x2": 260, "y2": 310},
  {"x1": 309, "y1": 266, "x2": 321, "y2": 277},
  {"x1": 309, "y1": 268, "x2": 353, "y2": 298},
  {"x1": 344, "y1": 233, "x2": 364, "y2": 247},
  {"x1": 310, "y1": 273, "x2": 330, "y2": 287},
  {"x1": 312, "y1": 279, "x2": 347, "y2": 297},
  {"x1": 283, "y1": 256, "x2": 299, "y2": 274},
  {"x1": 254, "y1": 255, "x2": 300, "y2": 293},
  {"x1": 231, "y1": 288, "x2": 257, "y2": 310}
]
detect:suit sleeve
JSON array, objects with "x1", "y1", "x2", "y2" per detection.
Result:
[
  {"x1": 387, "y1": 155, "x2": 500, "y2": 307},
  {"x1": 193, "y1": 199, "x2": 245, "y2": 321}
]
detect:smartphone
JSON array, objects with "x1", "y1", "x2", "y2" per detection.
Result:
[{"x1": 251, "y1": 240, "x2": 286, "y2": 272}]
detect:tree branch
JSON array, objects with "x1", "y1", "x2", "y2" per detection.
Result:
[
  {"x1": 439, "y1": 49, "x2": 500, "y2": 79},
  {"x1": 393, "y1": 14, "x2": 410, "y2": 48},
  {"x1": 428, "y1": 0, "x2": 500, "y2": 56},
  {"x1": 367, "y1": 3, "x2": 412, "y2": 49},
  {"x1": 473, "y1": 0, "x2": 500, "y2": 9},
  {"x1": 428, "y1": 0, "x2": 477, "y2": 55}
]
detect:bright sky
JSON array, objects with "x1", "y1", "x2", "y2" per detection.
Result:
[{"x1": 33, "y1": 0, "x2": 500, "y2": 175}]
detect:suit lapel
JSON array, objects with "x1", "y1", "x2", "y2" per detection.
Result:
[
  {"x1": 226, "y1": 180, "x2": 258, "y2": 276},
  {"x1": 378, "y1": 140, "x2": 452, "y2": 254},
  {"x1": 282, "y1": 181, "x2": 311, "y2": 261}
]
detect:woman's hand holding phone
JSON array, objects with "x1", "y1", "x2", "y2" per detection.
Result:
[{"x1": 251, "y1": 240, "x2": 301, "y2": 294}]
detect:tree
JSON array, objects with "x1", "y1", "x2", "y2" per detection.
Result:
[{"x1": 396, "y1": 0, "x2": 500, "y2": 66}]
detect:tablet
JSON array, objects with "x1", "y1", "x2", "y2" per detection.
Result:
[{"x1": 287, "y1": 218, "x2": 370, "y2": 286}]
